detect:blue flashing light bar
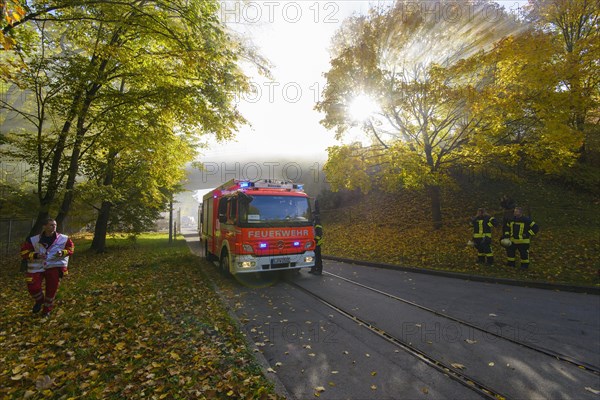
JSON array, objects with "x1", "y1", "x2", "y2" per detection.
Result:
[
  {"x1": 293, "y1": 241, "x2": 300, "y2": 247},
  {"x1": 259, "y1": 243, "x2": 268, "y2": 249},
  {"x1": 245, "y1": 180, "x2": 304, "y2": 191}
]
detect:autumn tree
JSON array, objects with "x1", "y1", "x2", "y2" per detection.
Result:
[
  {"x1": 0, "y1": 0, "x2": 26, "y2": 49},
  {"x1": 80, "y1": 108, "x2": 195, "y2": 252},
  {"x1": 1, "y1": 19, "x2": 70, "y2": 230},
  {"x1": 525, "y1": 0, "x2": 599, "y2": 161},
  {"x1": 317, "y1": 1, "x2": 522, "y2": 228},
  {"x1": 447, "y1": 1, "x2": 597, "y2": 178},
  {"x1": 1, "y1": 0, "x2": 257, "y2": 237},
  {"x1": 453, "y1": 30, "x2": 584, "y2": 176}
]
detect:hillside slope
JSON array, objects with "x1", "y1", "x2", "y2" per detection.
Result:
[{"x1": 319, "y1": 175, "x2": 600, "y2": 286}]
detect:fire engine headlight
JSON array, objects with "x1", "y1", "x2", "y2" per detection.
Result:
[
  {"x1": 239, "y1": 261, "x2": 256, "y2": 268},
  {"x1": 305, "y1": 241, "x2": 314, "y2": 249},
  {"x1": 242, "y1": 244, "x2": 253, "y2": 252},
  {"x1": 304, "y1": 256, "x2": 314, "y2": 263}
]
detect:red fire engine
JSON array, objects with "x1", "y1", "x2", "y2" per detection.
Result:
[{"x1": 200, "y1": 179, "x2": 316, "y2": 274}]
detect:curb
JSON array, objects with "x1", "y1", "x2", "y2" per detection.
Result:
[
  {"x1": 183, "y1": 233, "x2": 294, "y2": 399},
  {"x1": 323, "y1": 255, "x2": 600, "y2": 295}
]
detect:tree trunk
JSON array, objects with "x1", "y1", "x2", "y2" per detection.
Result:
[
  {"x1": 168, "y1": 198, "x2": 174, "y2": 244},
  {"x1": 55, "y1": 95, "x2": 95, "y2": 231},
  {"x1": 28, "y1": 210, "x2": 50, "y2": 238},
  {"x1": 29, "y1": 88, "x2": 84, "y2": 237},
  {"x1": 55, "y1": 53, "x2": 120, "y2": 230},
  {"x1": 90, "y1": 149, "x2": 117, "y2": 253},
  {"x1": 427, "y1": 184, "x2": 443, "y2": 230},
  {"x1": 90, "y1": 201, "x2": 112, "y2": 253}
]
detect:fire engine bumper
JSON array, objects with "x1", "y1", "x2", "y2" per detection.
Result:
[{"x1": 232, "y1": 251, "x2": 316, "y2": 274}]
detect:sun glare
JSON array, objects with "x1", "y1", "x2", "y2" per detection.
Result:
[{"x1": 348, "y1": 94, "x2": 379, "y2": 122}]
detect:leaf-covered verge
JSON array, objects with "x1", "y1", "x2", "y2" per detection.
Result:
[
  {"x1": 0, "y1": 234, "x2": 283, "y2": 400},
  {"x1": 321, "y1": 175, "x2": 600, "y2": 287}
]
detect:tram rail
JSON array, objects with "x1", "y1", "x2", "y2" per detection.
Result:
[
  {"x1": 284, "y1": 270, "x2": 599, "y2": 399},
  {"x1": 322, "y1": 271, "x2": 600, "y2": 375}
]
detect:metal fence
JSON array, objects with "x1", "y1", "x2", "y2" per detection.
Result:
[{"x1": 0, "y1": 218, "x2": 34, "y2": 260}]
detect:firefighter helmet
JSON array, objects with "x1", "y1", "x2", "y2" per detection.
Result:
[{"x1": 500, "y1": 238, "x2": 512, "y2": 248}]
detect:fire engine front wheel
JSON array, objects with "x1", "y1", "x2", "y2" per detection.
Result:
[{"x1": 219, "y1": 251, "x2": 231, "y2": 276}]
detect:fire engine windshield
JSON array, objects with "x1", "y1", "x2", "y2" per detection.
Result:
[{"x1": 239, "y1": 195, "x2": 312, "y2": 227}]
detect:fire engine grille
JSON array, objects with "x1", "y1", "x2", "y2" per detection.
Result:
[
  {"x1": 262, "y1": 262, "x2": 297, "y2": 270},
  {"x1": 255, "y1": 239, "x2": 305, "y2": 256}
]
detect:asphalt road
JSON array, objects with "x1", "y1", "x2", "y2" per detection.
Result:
[{"x1": 182, "y1": 230, "x2": 600, "y2": 400}]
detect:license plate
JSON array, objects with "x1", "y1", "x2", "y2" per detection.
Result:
[{"x1": 271, "y1": 257, "x2": 290, "y2": 265}]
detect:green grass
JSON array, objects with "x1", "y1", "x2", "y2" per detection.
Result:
[
  {"x1": 321, "y1": 175, "x2": 600, "y2": 287},
  {"x1": 0, "y1": 234, "x2": 283, "y2": 400}
]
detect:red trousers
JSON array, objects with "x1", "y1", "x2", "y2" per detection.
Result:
[{"x1": 26, "y1": 268, "x2": 62, "y2": 313}]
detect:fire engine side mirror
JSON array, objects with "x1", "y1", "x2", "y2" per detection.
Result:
[{"x1": 218, "y1": 214, "x2": 227, "y2": 224}]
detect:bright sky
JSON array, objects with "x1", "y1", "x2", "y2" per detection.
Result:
[
  {"x1": 187, "y1": 0, "x2": 527, "y2": 202},
  {"x1": 199, "y1": 1, "x2": 373, "y2": 162}
]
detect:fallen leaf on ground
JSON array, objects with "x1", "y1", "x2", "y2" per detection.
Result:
[{"x1": 35, "y1": 375, "x2": 55, "y2": 390}]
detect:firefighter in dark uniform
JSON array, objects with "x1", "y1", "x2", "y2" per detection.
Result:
[
  {"x1": 471, "y1": 208, "x2": 498, "y2": 265},
  {"x1": 309, "y1": 214, "x2": 323, "y2": 275},
  {"x1": 503, "y1": 206, "x2": 539, "y2": 269}
]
